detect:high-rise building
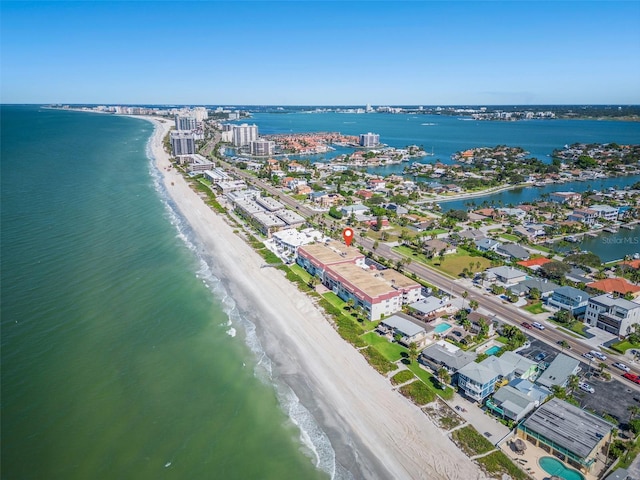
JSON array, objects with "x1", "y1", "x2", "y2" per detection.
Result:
[
  {"x1": 170, "y1": 131, "x2": 196, "y2": 156},
  {"x1": 359, "y1": 132, "x2": 380, "y2": 147},
  {"x1": 232, "y1": 124, "x2": 258, "y2": 147},
  {"x1": 175, "y1": 115, "x2": 197, "y2": 131},
  {"x1": 250, "y1": 139, "x2": 275, "y2": 156}
]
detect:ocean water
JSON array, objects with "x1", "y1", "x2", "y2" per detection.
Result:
[{"x1": 0, "y1": 106, "x2": 328, "y2": 480}]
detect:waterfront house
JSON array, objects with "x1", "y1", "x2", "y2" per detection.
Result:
[
  {"x1": 377, "y1": 314, "x2": 427, "y2": 347},
  {"x1": 517, "y1": 257, "x2": 552, "y2": 271},
  {"x1": 457, "y1": 362, "x2": 500, "y2": 402},
  {"x1": 487, "y1": 385, "x2": 540, "y2": 422},
  {"x1": 480, "y1": 351, "x2": 537, "y2": 382},
  {"x1": 590, "y1": 204, "x2": 620, "y2": 222},
  {"x1": 546, "y1": 285, "x2": 591, "y2": 315},
  {"x1": 420, "y1": 340, "x2": 477, "y2": 374},
  {"x1": 518, "y1": 398, "x2": 614, "y2": 473},
  {"x1": 587, "y1": 278, "x2": 640, "y2": 297},
  {"x1": 568, "y1": 208, "x2": 598, "y2": 226},
  {"x1": 549, "y1": 191, "x2": 582, "y2": 207},
  {"x1": 584, "y1": 293, "x2": 640, "y2": 336},
  {"x1": 535, "y1": 353, "x2": 580, "y2": 390}
]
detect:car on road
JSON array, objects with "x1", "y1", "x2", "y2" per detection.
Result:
[
  {"x1": 532, "y1": 322, "x2": 545, "y2": 330},
  {"x1": 590, "y1": 350, "x2": 607, "y2": 361},
  {"x1": 613, "y1": 362, "x2": 631, "y2": 372},
  {"x1": 582, "y1": 352, "x2": 595, "y2": 360},
  {"x1": 522, "y1": 322, "x2": 532, "y2": 329},
  {"x1": 579, "y1": 382, "x2": 595, "y2": 393},
  {"x1": 557, "y1": 340, "x2": 572, "y2": 349},
  {"x1": 623, "y1": 373, "x2": 640, "y2": 384}
]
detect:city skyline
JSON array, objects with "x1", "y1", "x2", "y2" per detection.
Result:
[{"x1": 1, "y1": 1, "x2": 639, "y2": 105}]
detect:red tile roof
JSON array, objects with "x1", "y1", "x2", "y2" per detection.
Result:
[
  {"x1": 587, "y1": 278, "x2": 640, "y2": 295},
  {"x1": 517, "y1": 258, "x2": 552, "y2": 268}
]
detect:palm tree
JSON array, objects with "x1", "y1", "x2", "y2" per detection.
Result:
[
  {"x1": 345, "y1": 298, "x2": 355, "y2": 312},
  {"x1": 567, "y1": 374, "x2": 580, "y2": 395},
  {"x1": 469, "y1": 299, "x2": 479, "y2": 311},
  {"x1": 437, "y1": 367, "x2": 451, "y2": 389},
  {"x1": 408, "y1": 342, "x2": 418, "y2": 364},
  {"x1": 461, "y1": 290, "x2": 469, "y2": 310},
  {"x1": 558, "y1": 340, "x2": 570, "y2": 352}
]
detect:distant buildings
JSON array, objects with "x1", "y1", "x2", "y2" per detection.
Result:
[
  {"x1": 232, "y1": 124, "x2": 258, "y2": 147},
  {"x1": 359, "y1": 132, "x2": 380, "y2": 147},
  {"x1": 175, "y1": 115, "x2": 197, "y2": 131},
  {"x1": 250, "y1": 139, "x2": 275, "y2": 156}
]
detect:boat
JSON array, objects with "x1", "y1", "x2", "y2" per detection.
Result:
[
  {"x1": 564, "y1": 235, "x2": 579, "y2": 243},
  {"x1": 603, "y1": 227, "x2": 619, "y2": 233}
]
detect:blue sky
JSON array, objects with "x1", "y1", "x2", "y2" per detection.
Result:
[{"x1": 2, "y1": 1, "x2": 639, "y2": 105}]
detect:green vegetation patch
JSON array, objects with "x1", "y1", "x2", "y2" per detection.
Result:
[
  {"x1": 290, "y1": 264, "x2": 312, "y2": 283},
  {"x1": 361, "y1": 332, "x2": 407, "y2": 362},
  {"x1": 360, "y1": 346, "x2": 398, "y2": 374},
  {"x1": 399, "y1": 380, "x2": 435, "y2": 405},
  {"x1": 612, "y1": 340, "x2": 637, "y2": 354},
  {"x1": 500, "y1": 234, "x2": 520, "y2": 242},
  {"x1": 390, "y1": 370, "x2": 415, "y2": 386},
  {"x1": 476, "y1": 451, "x2": 527, "y2": 480},
  {"x1": 451, "y1": 426, "x2": 494, "y2": 457},
  {"x1": 323, "y1": 292, "x2": 346, "y2": 310},
  {"x1": 406, "y1": 362, "x2": 454, "y2": 400},
  {"x1": 523, "y1": 302, "x2": 547, "y2": 314}
]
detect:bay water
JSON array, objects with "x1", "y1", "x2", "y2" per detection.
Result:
[{"x1": 0, "y1": 106, "x2": 328, "y2": 480}]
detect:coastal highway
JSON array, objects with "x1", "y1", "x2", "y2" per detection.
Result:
[{"x1": 356, "y1": 236, "x2": 640, "y2": 390}]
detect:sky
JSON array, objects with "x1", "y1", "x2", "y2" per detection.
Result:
[{"x1": 1, "y1": 1, "x2": 639, "y2": 105}]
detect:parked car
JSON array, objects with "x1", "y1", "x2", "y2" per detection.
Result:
[
  {"x1": 532, "y1": 322, "x2": 545, "y2": 330},
  {"x1": 522, "y1": 322, "x2": 532, "y2": 329},
  {"x1": 582, "y1": 352, "x2": 594, "y2": 360},
  {"x1": 579, "y1": 382, "x2": 595, "y2": 393},
  {"x1": 535, "y1": 352, "x2": 548, "y2": 362},
  {"x1": 613, "y1": 362, "x2": 631, "y2": 372},
  {"x1": 590, "y1": 350, "x2": 607, "y2": 361}
]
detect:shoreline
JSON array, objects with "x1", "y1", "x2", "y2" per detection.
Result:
[{"x1": 134, "y1": 116, "x2": 486, "y2": 479}]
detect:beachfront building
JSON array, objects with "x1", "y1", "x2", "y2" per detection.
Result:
[
  {"x1": 546, "y1": 285, "x2": 591, "y2": 315},
  {"x1": 170, "y1": 131, "x2": 196, "y2": 156},
  {"x1": 584, "y1": 294, "x2": 640, "y2": 336},
  {"x1": 486, "y1": 378, "x2": 550, "y2": 422},
  {"x1": 406, "y1": 296, "x2": 451, "y2": 322},
  {"x1": 479, "y1": 351, "x2": 538, "y2": 383},
  {"x1": 232, "y1": 124, "x2": 258, "y2": 147},
  {"x1": 270, "y1": 228, "x2": 324, "y2": 261},
  {"x1": 420, "y1": 341, "x2": 477, "y2": 375},
  {"x1": 517, "y1": 398, "x2": 615, "y2": 473},
  {"x1": 457, "y1": 362, "x2": 500, "y2": 402},
  {"x1": 359, "y1": 132, "x2": 380, "y2": 147},
  {"x1": 175, "y1": 115, "x2": 197, "y2": 131},
  {"x1": 534, "y1": 353, "x2": 580, "y2": 390},
  {"x1": 250, "y1": 139, "x2": 275, "y2": 156},
  {"x1": 297, "y1": 243, "x2": 420, "y2": 320},
  {"x1": 377, "y1": 314, "x2": 427, "y2": 347}
]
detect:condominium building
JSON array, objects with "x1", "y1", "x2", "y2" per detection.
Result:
[
  {"x1": 250, "y1": 139, "x2": 275, "y2": 156},
  {"x1": 170, "y1": 131, "x2": 196, "y2": 156},
  {"x1": 359, "y1": 132, "x2": 380, "y2": 147},
  {"x1": 232, "y1": 124, "x2": 258, "y2": 147},
  {"x1": 584, "y1": 294, "x2": 640, "y2": 336},
  {"x1": 175, "y1": 115, "x2": 197, "y2": 131}
]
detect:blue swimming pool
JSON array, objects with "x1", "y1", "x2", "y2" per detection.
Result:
[
  {"x1": 539, "y1": 456, "x2": 585, "y2": 480},
  {"x1": 434, "y1": 322, "x2": 452, "y2": 334},
  {"x1": 486, "y1": 346, "x2": 501, "y2": 356}
]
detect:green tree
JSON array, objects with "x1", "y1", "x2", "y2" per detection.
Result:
[
  {"x1": 461, "y1": 290, "x2": 469, "y2": 310},
  {"x1": 558, "y1": 340, "x2": 570, "y2": 352},
  {"x1": 469, "y1": 299, "x2": 479, "y2": 311},
  {"x1": 408, "y1": 342, "x2": 418, "y2": 364},
  {"x1": 437, "y1": 367, "x2": 451, "y2": 389},
  {"x1": 529, "y1": 287, "x2": 541, "y2": 300}
]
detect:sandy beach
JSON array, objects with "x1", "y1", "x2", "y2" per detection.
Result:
[{"x1": 143, "y1": 117, "x2": 485, "y2": 480}]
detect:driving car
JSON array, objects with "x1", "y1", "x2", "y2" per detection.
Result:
[
  {"x1": 590, "y1": 350, "x2": 607, "y2": 361},
  {"x1": 623, "y1": 372, "x2": 640, "y2": 384},
  {"x1": 613, "y1": 362, "x2": 631, "y2": 372},
  {"x1": 522, "y1": 322, "x2": 532, "y2": 329},
  {"x1": 582, "y1": 352, "x2": 594, "y2": 360},
  {"x1": 579, "y1": 382, "x2": 595, "y2": 393},
  {"x1": 532, "y1": 322, "x2": 545, "y2": 330}
]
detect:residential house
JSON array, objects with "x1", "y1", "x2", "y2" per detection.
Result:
[
  {"x1": 584, "y1": 294, "x2": 640, "y2": 336},
  {"x1": 568, "y1": 208, "x2": 598, "y2": 226},
  {"x1": 508, "y1": 278, "x2": 559, "y2": 298},
  {"x1": 565, "y1": 267, "x2": 592, "y2": 285},
  {"x1": 458, "y1": 230, "x2": 485, "y2": 241},
  {"x1": 517, "y1": 257, "x2": 552, "y2": 271},
  {"x1": 457, "y1": 362, "x2": 500, "y2": 402},
  {"x1": 340, "y1": 204, "x2": 370, "y2": 218},
  {"x1": 518, "y1": 398, "x2": 615, "y2": 473},
  {"x1": 497, "y1": 207, "x2": 528, "y2": 221},
  {"x1": 496, "y1": 243, "x2": 531, "y2": 261},
  {"x1": 475, "y1": 238, "x2": 501, "y2": 252},
  {"x1": 377, "y1": 314, "x2": 427, "y2": 347},
  {"x1": 487, "y1": 383, "x2": 545, "y2": 422},
  {"x1": 590, "y1": 204, "x2": 620, "y2": 222},
  {"x1": 549, "y1": 191, "x2": 582, "y2": 207},
  {"x1": 407, "y1": 296, "x2": 451, "y2": 321},
  {"x1": 420, "y1": 340, "x2": 478, "y2": 374},
  {"x1": 486, "y1": 266, "x2": 528, "y2": 286},
  {"x1": 546, "y1": 286, "x2": 591, "y2": 315},
  {"x1": 587, "y1": 278, "x2": 640, "y2": 297},
  {"x1": 535, "y1": 353, "x2": 580, "y2": 390},
  {"x1": 467, "y1": 312, "x2": 495, "y2": 336},
  {"x1": 422, "y1": 239, "x2": 457, "y2": 256},
  {"x1": 480, "y1": 351, "x2": 538, "y2": 382}
]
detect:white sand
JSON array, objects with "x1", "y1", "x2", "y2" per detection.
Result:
[{"x1": 143, "y1": 117, "x2": 485, "y2": 480}]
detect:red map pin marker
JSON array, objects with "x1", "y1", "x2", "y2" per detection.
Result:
[{"x1": 342, "y1": 227, "x2": 354, "y2": 247}]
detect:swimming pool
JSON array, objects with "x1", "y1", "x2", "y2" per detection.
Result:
[
  {"x1": 485, "y1": 346, "x2": 501, "y2": 356},
  {"x1": 434, "y1": 322, "x2": 452, "y2": 334},
  {"x1": 539, "y1": 456, "x2": 585, "y2": 480}
]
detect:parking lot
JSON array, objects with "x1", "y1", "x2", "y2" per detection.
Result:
[{"x1": 517, "y1": 337, "x2": 638, "y2": 427}]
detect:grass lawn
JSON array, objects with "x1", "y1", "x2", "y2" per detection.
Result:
[
  {"x1": 612, "y1": 340, "x2": 638, "y2": 354},
  {"x1": 361, "y1": 332, "x2": 407, "y2": 362},
  {"x1": 523, "y1": 302, "x2": 547, "y2": 314},
  {"x1": 451, "y1": 426, "x2": 495, "y2": 457},
  {"x1": 500, "y1": 233, "x2": 520, "y2": 242},
  {"x1": 390, "y1": 370, "x2": 415, "y2": 386},
  {"x1": 532, "y1": 244, "x2": 552, "y2": 253},
  {"x1": 290, "y1": 264, "x2": 312, "y2": 283},
  {"x1": 477, "y1": 451, "x2": 527, "y2": 480},
  {"x1": 406, "y1": 362, "x2": 454, "y2": 400},
  {"x1": 394, "y1": 245, "x2": 492, "y2": 278},
  {"x1": 323, "y1": 291, "x2": 346, "y2": 310},
  {"x1": 547, "y1": 318, "x2": 590, "y2": 338}
]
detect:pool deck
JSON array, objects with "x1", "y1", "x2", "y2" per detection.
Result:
[{"x1": 499, "y1": 434, "x2": 604, "y2": 480}]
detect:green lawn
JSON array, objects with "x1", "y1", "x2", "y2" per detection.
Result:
[
  {"x1": 394, "y1": 245, "x2": 492, "y2": 278},
  {"x1": 500, "y1": 233, "x2": 520, "y2": 242},
  {"x1": 477, "y1": 452, "x2": 527, "y2": 480},
  {"x1": 612, "y1": 340, "x2": 638, "y2": 354},
  {"x1": 361, "y1": 332, "x2": 407, "y2": 362},
  {"x1": 391, "y1": 370, "x2": 415, "y2": 386},
  {"x1": 290, "y1": 264, "x2": 312, "y2": 283},
  {"x1": 406, "y1": 362, "x2": 454, "y2": 400},
  {"x1": 523, "y1": 302, "x2": 547, "y2": 314},
  {"x1": 323, "y1": 291, "x2": 346, "y2": 310},
  {"x1": 451, "y1": 426, "x2": 495, "y2": 457},
  {"x1": 547, "y1": 318, "x2": 590, "y2": 338},
  {"x1": 399, "y1": 380, "x2": 435, "y2": 405}
]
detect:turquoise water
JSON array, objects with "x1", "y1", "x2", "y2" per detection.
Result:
[
  {"x1": 486, "y1": 346, "x2": 501, "y2": 356},
  {"x1": 0, "y1": 106, "x2": 328, "y2": 480},
  {"x1": 434, "y1": 322, "x2": 452, "y2": 334},
  {"x1": 539, "y1": 456, "x2": 585, "y2": 480}
]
